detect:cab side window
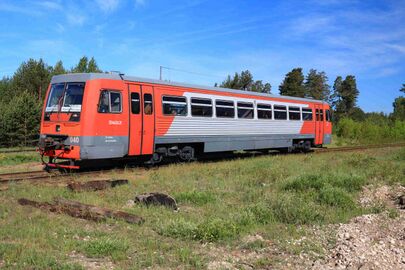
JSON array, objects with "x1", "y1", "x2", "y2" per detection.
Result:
[{"x1": 98, "y1": 90, "x2": 122, "y2": 113}]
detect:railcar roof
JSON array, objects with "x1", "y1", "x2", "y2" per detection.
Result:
[{"x1": 50, "y1": 73, "x2": 326, "y2": 104}]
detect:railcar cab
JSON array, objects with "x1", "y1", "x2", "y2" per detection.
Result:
[{"x1": 39, "y1": 73, "x2": 129, "y2": 170}]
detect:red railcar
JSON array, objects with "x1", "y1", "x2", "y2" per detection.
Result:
[{"x1": 39, "y1": 73, "x2": 332, "y2": 169}]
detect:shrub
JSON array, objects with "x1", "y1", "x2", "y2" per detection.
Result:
[
  {"x1": 269, "y1": 194, "x2": 324, "y2": 224},
  {"x1": 318, "y1": 186, "x2": 355, "y2": 208},
  {"x1": 335, "y1": 117, "x2": 405, "y2": 144}
]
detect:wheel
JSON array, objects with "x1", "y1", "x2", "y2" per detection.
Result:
[
  {"x1": 144, "y1": 152, "x2": 163, "y2": 166},
  {"x1": 179, "y1": 146, "x2": 195, "y2": 162}
]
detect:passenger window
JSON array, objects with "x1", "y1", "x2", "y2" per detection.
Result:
[
  {"x1": 315, "y1": 109, "x2": 320, "y2": 121},
  {"x1": 274, "y1": 105, "x2": 287, "y2": 120},
  {"x1": 302, "y1": 108, "x2": 313, "y2": 121},
  {"x1": 144, "y1": 94, "x2": 153, "y2": 115},
  {"x1": 98, "y1": 90, "x2": 122, "y2": 113},
  {"x1": 257, "y1": 104, "x2": 272, "y2": 119},
  {"x1": 289, "y1": 106, "x2": 301, "y2": 121},
  {"x1": 320, "y1": 110, "x2": 324, "y2": 121},
  {"x1": 326, "y1": 110, "x2": 331, "y2": 122},
  {"x1": 162, "y1": 96, "x2": 187, "y2": 116},
  {"x1": 216, "y1": 100, "x2": 235, "y2": 118},
  {"x1": 237, "y1": 102, "x2": 254, "y2": 119},
  {"x1": 191, "y1": 98, "x2": 212, "y2": 117},
  {"x1": 131, "y1": 93, "x2": 140, "y2": 114}
]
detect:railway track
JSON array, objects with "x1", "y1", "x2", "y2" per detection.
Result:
[
  {"x1": 0, "y1": 142, "x2": 404, "y2": 186},
  {"x1": 0, "y1": 170, "x2": 56, "y2": 183},
  {"x1": 315, "y1": 142, "x2": 405, "y2": 153}
]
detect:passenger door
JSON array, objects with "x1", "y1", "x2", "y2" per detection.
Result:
[
  {"x1": 128, "y1": 84, "x2": 142, "y2": 156},
  {"x1": 314, "y1": 105, "x2": 324, "y2": 145},
  {"x1": 141, "y1": 85, "x2": 155, "y2": 155}
]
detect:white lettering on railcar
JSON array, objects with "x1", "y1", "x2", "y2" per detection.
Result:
[
  {"x1": 69, "y1": 137, "x2": 80, "y2": 144},
  {"x1": 108, "y1": 120, "x2": 122, "y2": 125},
  {"x1": 105, "y1": 136, "x2": 117, "y2": 143}
]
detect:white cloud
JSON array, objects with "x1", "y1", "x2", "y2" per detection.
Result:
[
  {"x1": 36, "y1": 1, "x2": 62, "y2": 10},
  {"x1": 95, "y1": 0, "x2": 120, "y2": 12},
  {"x1": 135, "y1": 0, "x2": 146, "y2": 6},
  {"x1": 55, "y1": 23, "x2": 65, "y2": 33},
  {"x1": 66, "y1": 13, "x2": 86, "y2": 26},
  {"x1": 0, "y1": 2, "x2": 42, "y2": 16},
  {"x1": 385, "y1": 43, "x2": 405, "y2": 54}
]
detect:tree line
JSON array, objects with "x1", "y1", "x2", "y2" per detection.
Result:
[
  {"x1": 0, "y1": 57, "x2": 102, "y2": 147},
  {"x1": 217, "y1": 69, "x2": 405, "y2": 123}
]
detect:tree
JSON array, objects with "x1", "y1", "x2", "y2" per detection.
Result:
[
  {"x1": 252, "y1": 80, "x2": 271, "y2": 93},
  {"x1": 219, "y1": 70, "x2": 271, "y2": 93},
  {"x1": 72, "y1": 56, "x2": 102, "y2": 73},
  {"x1": 3, "y1": 92, "x2": 42, "y2": 146},
  {"x1": 11, "y1": 58, "x2": 52, "y2": 101},
  {"x1": 341, "y1": 75, "x2": 359, "y2": 111},
  {"x1": 330, "y1": 76, "x2": 343, "y2": 111},
  {"x1": 0, "y1": 77, "x2": 12, "y2": 103},
  {"x1": 87, "y1": 57, "x2": 102, "y2": 73},
  {"x1": 391, "y1": 84, "x2": 405, "y2": 120},
  {"x1": 52, "y1": 60, "x2": 66, "y2": 76},
  {"x1": 330, "y1": 75, "x2": 359, "y2": 121},
  {"x1": 348, "y1": 107, "x2": 366, "y2": 121},
  {"x1": 304, "y1": 69, "x2": 330, "y2": 101},
  {"x1": 392, "y1": 97, "x2": 405, "y2": 121},
  {"x1": 279, "y1": 68, "x2": 306, "y2": 97}
]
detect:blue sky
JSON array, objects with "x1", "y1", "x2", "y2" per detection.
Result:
[{"x1": 0, "y1": 0, "x2": 404, "y2": 113}]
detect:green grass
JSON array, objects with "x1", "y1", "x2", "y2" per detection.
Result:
[
  {"x1": 0, "y1": 147, "x2": 403, "y2": 269},
  {"x1": 0, "y1": 152, "x2": 39, "y2": 166}
]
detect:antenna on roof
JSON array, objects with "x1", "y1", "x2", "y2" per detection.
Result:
[{"x1": 109, "y1": 71, "x2": 125, "y2": 80}]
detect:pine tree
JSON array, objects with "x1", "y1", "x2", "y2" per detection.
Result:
[
  {"x1": 3, "y1": 92, "x2": 42, "y2": 146},
  {"x1": 304, "y1": 69, "x2": 330, "y2": 101},
  {"x1": 219, "y1": 70, "x2": 271, "y2": 93},
  {"x1": 52, "y1": 60, "x2": 66, "y2": 75},
  {"x1": 341, "y1": 75, "x2": 359, "y2": 112},
  {"x1": 279, "y1": 68, "x2": 306, "y2": 97},
  {"x1": 330, "y1": 76, "x2": 343, "y2": 111},
  {"x1": 11, "y1": 58, "x2": 51, "y2": 101},
  {"x1": 330, "y1": 75, "x2": 359, "y2": 121},
  {"x1": 392, "y1": 97, "x2": 405, "y2": 120},
  {"x1": 72, "y1": 56, "x2": 89, "y2": 73},
  {"x1": 391, "y1": 84, "x2": 405, "y2": 120},
  {"x1": 0, "y1": 77, "x2": 12, "y2": 103},
  {"x1": 87, "y1": 57, "x2": 102, "y2": 73},
  {"x1": 72, "y1": 56, "x2": 102, "y2": 73}
]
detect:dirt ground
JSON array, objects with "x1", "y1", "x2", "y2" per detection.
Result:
[{"x1": 207, "y1": 184, "x2": 405, "y2": 270}]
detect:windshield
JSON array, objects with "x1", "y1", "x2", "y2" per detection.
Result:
[
  {"x1": 61, "y1": 82, "x2": 85, "y2": 112},
  {"x1": 45, "y1": 83, "x2": 65, "y2": 112},
  {"x1": 45, "y1": 82, "x2": 85, "y2": 113}
]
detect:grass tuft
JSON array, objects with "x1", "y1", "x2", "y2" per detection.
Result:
[
  {"x1": 269, "y1": 193, "x2": 325, "y2": 224},
  {"x1": 80, "y1": 237, "x2": 129, "y2": 261},
  {"x1": 318, "y1": 186, "x2": 355, "y2": 208},
  {"x1": 175, "y1": 190, "x2": 216, "y2": 206}
]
